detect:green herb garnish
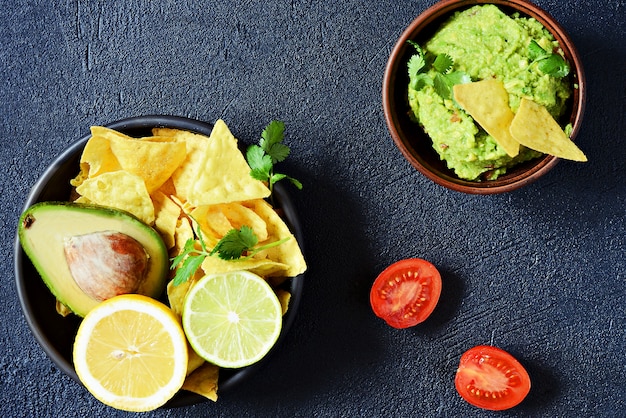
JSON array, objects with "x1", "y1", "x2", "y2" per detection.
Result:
[
  {"x1": 171, "y1": 222, "x2": 290, "y2": 286},
  {"x1": 528, "y1": 40, "x2": 569, "y2": 78},
  {"x1": 247, "y1": 120, "x2": 303, "y2": 193},
  {"x1": 211, "y1": 225, "x2": 288, "y2": 260},
  {"x1": 407, "y1": 41, "x2": 470, "y2": 100}
]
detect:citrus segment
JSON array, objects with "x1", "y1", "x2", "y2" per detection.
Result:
[
  {"x1": 182, "y1": 271, "x2": 282, "y2": 368},
  {"x1": 73, "y1": 294, "x2": 188, "y2": 412}
]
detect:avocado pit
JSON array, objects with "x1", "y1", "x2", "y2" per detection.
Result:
[{"x1": 64, "y1": 231, "x2": 149, "y2": 301}]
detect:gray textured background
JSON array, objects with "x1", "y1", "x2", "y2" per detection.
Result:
[{"x1": 2, "y1": 0, "x2": 625, "y2": 417}]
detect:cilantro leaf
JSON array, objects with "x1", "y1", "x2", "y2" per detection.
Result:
[
  {"x1": 172, "y1": 250, "x2": 206, "y2": 286},
  {"x1": 411, "y1": 73, "x2": 433, "y2": 91},
  {"x1": 408, "y1": 54, "x2": 426, "y2": 77},
  {"x1": 247, "y1": 120, "x2": 302, "y2": 193},
  {"x1": 528, "y1": 40, "x2": 549, "y2": 61},
  {"x1": 261, "y1": 120, "x2": 290, "y2": 163},
  {"x1": 433, "y1": 73, "x2": 453, "y2": 100},
  {"x1": 210, "y1": 226, "x2": 258, "y2": 260},
  {"x1": 538, "y1": 54, "x2": 570, "y2": 78},
  {"x1": 247, "y1": 145, "x2": 273, "y2": 181},
  {"x1": 271, "y1": 173, "x2": 303, "y2": 190},
  {"x1": 433, "y1": 54, "x2": 453, "y2": 74},
  {"x1": 528, "y1": 40, "x2": 570, "y2": 78}
]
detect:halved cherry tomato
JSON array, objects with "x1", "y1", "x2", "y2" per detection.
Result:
[
  {"x1": 455, "y1": 345, "x2": 531, "y2": 411},
  {"x1": 369, "y1": 258, "x2": 441, "y2": 328}
]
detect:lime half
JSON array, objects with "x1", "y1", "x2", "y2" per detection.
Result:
[{"x1": 182, "y1": 270, "x2": 283, "y2": 368}]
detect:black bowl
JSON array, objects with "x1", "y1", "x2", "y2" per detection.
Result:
[{"x1": 13, "y1": 115, "x2": 305, "y2": 408}]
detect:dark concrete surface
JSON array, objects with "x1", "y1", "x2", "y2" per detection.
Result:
[{"x1": 1, "y1": 0, "x2": 624, "y2": 417}]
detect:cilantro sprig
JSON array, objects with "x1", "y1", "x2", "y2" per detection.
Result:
[
  {"x1": 171, "y1": 220, "x2": 289, "y2": 286},
  {"x1": 528, "y1": 40, "x2": 569, "y2": 78},
  {"x1": 407, "y1": 40, "x2": 470, "y2": 100},
  {"x1": 247, "y1": 120, "x2": 303, "y2": 193}
]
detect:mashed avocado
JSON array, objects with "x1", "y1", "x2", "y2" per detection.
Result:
[{"x1": 407, "y1": 4, "x2": 572, "y2": 180}]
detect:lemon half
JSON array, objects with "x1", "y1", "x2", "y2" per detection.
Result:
[{"x1": 73, "y1": 294, "x2": 188, "y2": 412}]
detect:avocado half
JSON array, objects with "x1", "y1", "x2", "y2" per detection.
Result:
[{"x1": 18, "y1": 202, "x2": 168, "y2": 317}]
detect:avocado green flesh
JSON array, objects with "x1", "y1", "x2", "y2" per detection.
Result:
[{"x1": 18, "y1": 202, "x2": 168, "y2": 317}]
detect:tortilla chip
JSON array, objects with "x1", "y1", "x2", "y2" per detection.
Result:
[
  {"x1": 167, "y1": 279, "x2": 191, "y2": 318},
  {"x1": 75, "y1": 171, "x2": 155, "y2": 224},
  {"x1": 152, "y1": 191, "x2": 181, "y2": 248},
  {"x1": 218, "y1": 202, "x2": 268, "y2": 241},
  {"x1": 275, "y1": 289, "x2": 291, "y2": 316},
  {"x1": 154, "y1": 176, "x2": 177, "y2": 198},
  {"x1": 171, "y1": 216, "x2": 195, "y2": 257},
  {"x1": 169, "y1": 130, "x2": 214, "y2": 202},
  {"x1": 186, "y1": 120, "x2": 271, "y2": 206},
  {"x1": 243, "y1": 199, "x2": 307, "y2": 277},
  {"x1": 182, "y1": 362, "x2": 219, "y2": 402},
  {"x1": 510, "y1": 98, "x2": 587, "y2": 161},
  {"x1": 106, "y1": 131, "x2": 187, "y2": 194},
  {"x1": 81, "y1": 129, "x2": 122, "y2": 177},
  {"x1": 201, "y1": 256, "x2": 289, "y2": 278},
  {"x1": 453, "y1": 79, "x2": 520, "y2": 157},
  {"x1": 191, "y1": 202, "x2": 268, "y2": 246},
  {"x1": 56, "y1": 300, "x2": 72, "y2": 317},
  {"x1": 151, "y1": 127, "x2": 185, "y2": 137},
  {"x1": 186, "y1": 344, "x2": 206, "y2": 376},
  {"x1": 190, "y1": 205, "x2": 233, "y2": 246}
]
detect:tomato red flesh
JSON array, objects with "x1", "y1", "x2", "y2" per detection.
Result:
[
  {"x1": 455, "y1": 345, "x2": 531, "y2": 411},
  {"x1": 370, "y1": 258, "x2": 441, "y2": 328}
]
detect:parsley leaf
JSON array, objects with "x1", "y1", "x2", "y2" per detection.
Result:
[{"x1": 247, "y1": 120, "x2": 303, "y2": 193}]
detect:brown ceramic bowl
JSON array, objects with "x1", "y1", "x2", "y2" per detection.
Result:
[{"x1": 382, "y1": 0, "x2": 585, "y2": 194}]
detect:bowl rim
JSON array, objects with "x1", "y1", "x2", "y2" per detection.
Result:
[
  {"x1": 13, "y1": 114, "x2": 305, "y2": 408},
  {"x1": 382, "y1": 0, "x2": 586, "y2": 194}
]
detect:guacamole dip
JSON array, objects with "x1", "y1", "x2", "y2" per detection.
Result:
[{"x1": 407, "y1": 4, "x2": 572, "y2": 181}]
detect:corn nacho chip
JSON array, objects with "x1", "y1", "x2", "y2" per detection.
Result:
[
  {"x1": 275, "y1": 289, "x2": 291, "y2": 316},
  {"x1": 186, "y1": 120, "x2": 271, "y2": 206},
  {"x1": 152, "y1": 191, "x2": 181, "y2": 249},
  {"x1": 189, "y1": 206, "x2": 233, "y2": 246},
  {"x1": 200, "y1": 255, "x2": 289, "y2": 278},
  {"x1": 182, "y1": 362, "x2": 219, "y2": 402},
  {"x1": 243, "y1": 199, "x2": 307, "y2": 278},
  {"x1": 510, "y1": 98, "x2": 587, "y2": 161},
  {"x1": 151, "y1": 127, "x2": 185, "y2": 137},
  {"x1": 453, "y1": 79, "x2": 520, "y2": 157},
  {"x1": 191, "y1": 202, "x2": 268, "y2": 246},
  {"x1": 80, "y1": 128, "x2": 122, "y2": 177},
  {"x1": 107, "y1": 132, "x2": 187, "y2": 194},
  {"x1": 185, "y1": 345, "x2": 206, "y2": 378},
  {"x1": 75, "y1": 171, "x2": 155, "y2": 225},
  {"x1": 164, "y1": 129, "x2": 214, "y2": 202}
]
